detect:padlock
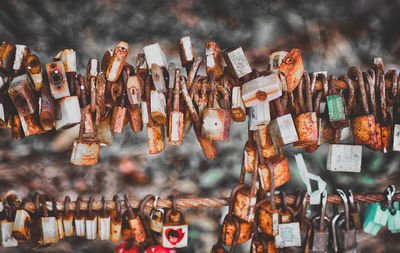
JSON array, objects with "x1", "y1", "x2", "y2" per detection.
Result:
[
  {"x1": 250, "y1": 229, "x2": 268, "y2": 253},
  {"x1": 74, "y1": 196, "x2": 86, "y2": 237},
  {"x1": 55, "y1": 95, "x2": 81, "y2": 130},
  {"x1": 254, "y1": 125, "x2": 276, "y2": 159},
  {"x1": 115, "y1": 242, "x2": 140, "y2": 253},
  {"x1": 124, "y1": 194, "x2": 146, "y2": 243},
  {"x1": 222, "y1": 185, "x2": 252, "y2": 246},
  {"x1": 46, "y1": 61, "x2": 70, "y2": 99},
  {"x1": 54, "y1": 49, "x2": 77, "y2": 73},
  {"x1": 161, "y1": 196, "x2": 188, "y2": 248},
  {"x1": 249, "y1": 100, "x2": 271, "y2": 131},
  {"x1": 267, "y1": 51, "x2": 288, "y2": 74},
  {"x1": 311, "y1": 191, "x2": 330, "y2": 253},
  {"x1": 39, "y1": 196, "x2": 58, "y2": 245},
  {"x1": 39, "y1": 81, "x2": 55, "y2": 130},
  {"x1": 326, "y1": 74, "x2": 349, "y2": 128},
  {"x1": 274, "y1": 218, "x2": 301, "y2": 248},
  {"x1": 96, "y1": 72, "x2": 107, "y2": 118},
  {"x1": 348, "y1": 66, "x2": 378, "y2": 146},
  {"x1": 197, "y1": 77, "x2": 209, "y2": 116},
  {"x1": 26, "y1": 54, "x2": 43, "y2": 91},
  {"x1": 144, "y1": 245, "x2": 177, "y2": 253},
  {"x1": 269, "y1": 98, "x2": 299, "y2": 147},
  {"x1": 98, "y1": 112, "x2": 114, "y2": 147},
  {"x1": 13, "y1": 44, "x2": 30, "y2": 75},
  {"x1": 223, "y1": 46, "x2": 252, "y2": 79},
  {"x1": 62, "y1": 196, "x2": 74, "y2": 237},
  {"x1": 128, "y1": 104, "x2": 143, "y2": 133},
  {"x1": 106, "y1": 41, "x2": 129, "y2": 82},
  {"x1": 11, "y1": 115, "x2": 24, "y2": 140},
  {"x1": 1, "y1": 201, "x2": 18, "y2": 248},
  {"x1": 135, "y1": 53, "x2": 149, "y2": 82},
  {"x1": 143, "y1": 43, "x2": 167, "y2": 69},
  {"x1": 388, "y1": 201, "x2": 400, "y2": 233},
  {"x1": 231, "y1": 86, "x2": 246, "y2": 122},
  {"x1": 85, "y1": 197, "x2": 98, "y2": 240},
  {"x1": 148, "y1": 196, "x2": 164, "y2": 234},
  {"x1": 111, "y1": 84, "x2": 128, "y2": 134},
  {"x1": 71, "y1": 105, "x2": 100, "y2": 165},
  {"x1": 201, "y1": 71, "x2": 231, "y2": 141},
  {"x1": 101, "y1": 48, "x2": 114, "y2": 73},
  {"x1": 151, "y1": 63, "x2": 166, "y2": 93},
  {"x1": 11, "y1": 199, "x2": 31, "y2": 242},
  {"x1": 19, "y1": 113, "x2": 44, "y2": 136},
  {"x1": 50, "y1": 197, "x2": 64, "y2": 240},
  {"x1": 278, "y1": 48, "x2": 304, "y2": 93},
  {"x1": 258, "y1": 149, "x2": 290, "y2": 191},
  {"x1": 169, "y1": 69, "x2": 184, "y2": 145},
  {"x1": 87, "y1": 58, "x2": 99, "y2": 113},
  {"x1": 233, "y1": 151, "x2": 258, "y2": 222},
  {"x1": 205, "y1": 42, "x2": 225, "y2": 80},
  {"x1": 241, "y1": 74, "x2": 282, "y2": 107},
  {"x1": 8, "y1": 74, "x2": 37, "y2": 117},
  {"x1": 393, "y1": 103, "x2": 400, "y2": 152},
  {"x1": 150, "y1": 90, "x2": 167, "y2": 124},
  {"x1": 179, "y1": 62, "x2": 218, "y2": 160},
  {"x1": 326, "y1": 129, "x2": 362, "y2": 172},
  {"x1": 178, "y1": 36, "x2": 194, "y2": 74},
  {"x1": 0, "y1": 42, "x2": 15, "y2": 73},
  {"x1": 243, "y1": 133, "x2": 256, "y2": 173},
  {"x1": 347, "y1": 190, "x2": 362, "y2": 230},
  {"x1": 111, "y1": 195, "x2": 122, "y2": 242},
  {"x1": 333, "y1": 189, "x2": 357, "y2": 252},
  {"x1": 294, "y1": 72, "x2": 318, "y2": 147},
  {"x1": 127, "y1": 75, "x2": 142, "y2": 106},
  {"x1": 95, "y1": 196, "x2": 110, "y2": 241},
  {"x1": 377, "y1": 74, "x2": 391, "y2": 153}
]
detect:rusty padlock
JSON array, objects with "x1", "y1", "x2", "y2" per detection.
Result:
[
  {"x1": 46, "y1": 61, "x2": 70, "y2": 99},
  {"x1": 26, "y1": 54, "x2": 43, "y2": 91},
  {"x1": 0, "y1": 42, "x2": 15, "y2": 73},
  {"x1": 110, "y1": 195, "x2": 122, "y2": 242},
  {"x1": 249, "y1": 100, "x2": 271, "y2": 131},
  {"x1": 278, "y1": 48, "x2": 304, "y2": 93},
  {"x1": 62, "y1": 196, "x2": 74, "y2": 237},
  {"x1": 268, "y1": 51, "x2": 288, "y2": 74},
  {"x1": 39, "y1": 80, "x2": 55, "y2": 131},
  {"x1": 144, "y1": 43, "x2": 167, "y2": 69},
  {"x1": 123, "y1": 194, "x2": 146, "y2": 243},
  {"x1": 13, "y1": 44, "x2": 30, "y2": 75},
  {"x1": 254, "y1": 125, "x2": 276, "y2": 159},
  {"x1": 19, "y1": 113, "x2": 44, "y2": 137},
  {"x1": 269, "y1": 97, "x2": 299, "y2": 147},
  {"x1": 294, "y1": 72, "x2": 318, "y2": 148},
  {"x1": 326, "y1": 74, "x2": 349, "y2": 129},
  {"x1": 98, "y1": 196, "x2": 111, "y2": 241},
  {"x1": 54, "y1": 49, "x2": 77, "y2": 93},
  {"x1": 106, "y1": 41, "x2": 129, "y2": 82},
  {"x1": 311, "y1": 191, "x2": 330, "y2": 253},
  {"x1": 50, "y1": 197, "x2": 64, "y2": 240},
  {"x1": 150, "y1": 89, "x2": 167, "y2": 125},
  {"x1": 11, "y1": 114, "x2": 24, "y2": 140},
  {"x1": 135, "y1": 53, "x2": 148, "y2": 82},
  {"x1": 74, "y1": 196, "x2": 86, "y2": 237},
  {"x1": 223, "y1": 46, "x2": 252, "y2": 79},
  {"x1": 201, "y1": 71, "x2": 231, "y2": 141},
  {"x1": 39, "y1": 196, "x2": 58, "y2": 245},
  {"x1": 10, "y1": 199, "x2": 30, "y2": 242},
  {"x1": 101, "y1": 48, "x2": 114, "y2": 73},
  {"x1": 86, "y1": 197, "x2": 98, "y2": 240},
  {"x1": 87, "y1": 58, "x2": 99, "y2": 113},
  {"x1": 151, "y1": 63, "x2": 167, "y2": 93},
  {"x1": 70, "y1": 105, "x2": 100, "y2": 165},
  {"x1": 161, "y1": 204, "x2": 189, "y2": 248},
  {"x1": 222, "y1": 184, "x2": 252, "y2": 246},
  {"x1": 55, "y1": 94, "x2": 81, "y2": 130},
  {"x1": 231, "y1": 85, "x2": 246, "y2": 122},
  {"x1": 111, "y1": 80, "x2": 128, "y2": 134},
  {"x1": 256, "y1": 172, "x2": 279, "y2": 236},
  {"x1": 96, "y1": 72, "x2": 107, "y2": 118},
  {"x1": 348, "y1": 66, "x2": 378, "y2": 146},
  {"x1": 178, "y1": 36, "x2": 194, "y2": 74},
  {"x1": 378, "y1": 73, "x2": 392, "y2": 153},
  {"x1": 138, "y1": 194, "x2": 160, "y2": 246},
  {"x1": 1, "y1": 202, "x2": 18, "y2": 247},
  {"x1": 244, "y1": 130, "x2": 257, "y2": 173},
  {"x1": 242, "y1": 73, "x2": 282, "y2": 108},
  {"x1": 169, "y1": 69, "x2": 184, "y2": 145},
  {"x1": 8, "y1": 74, "x2": 36, "y2": 117},
  {"x1": 205, "y1": 42, "x2": 225, "y2": 80}
]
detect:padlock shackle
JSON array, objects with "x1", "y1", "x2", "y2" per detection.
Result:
[
  {"x1": 385, "y1": 70, "x2": 398, "y2": 104},
  {"x1": 314, "y1": 91, "x2": 323, "y2": 115},
  {"x1": 364, "y1": 71, "x2": 377, "y2": 119},
  {"x1": 311, "y1": 71, "x2": 328, "y2": 98},
  {"x1": 64, "y1": 196, "x2": 71, "y2": 218},
  {"x1": 296, "y1": 75, "x2": 305, "y2": 114},
  {"x1": 348, "y1": 66, "x2": 369, "y2": 115},
  {"x1": 180, "y1": 76, "x2": 201, "y2": 129},
  {"x1": 40, "y1": 195, "x2": 49, "y2": 217},
  {"x1": 207, "y1": 70, "x2": 216, "y2": 108},
  {"x1": 266, "y1": 160, "x2": 276, "y2": 211},
  {"x1": 254, "y1": 130, "x2": 265, "y2": 169},
  {"x1": 112, "y1": 195, "x2": 121, "y2": 222},
  {"x1": 51, "y1": 196, "x2": 60, "y2": 219},
  {"x1": 101, "y1": 196, "x2": 108, "y2": 218},
  {"x1": 75, "y1": 196, "x2": 82, "y2": 217},
  {"x1": 379, "y1": 74, "x2": 388, "y2": 125},
  {"x1": 273, "y1": 98, "x2": 284, "y2": 117},
  {"x1": 138, "y1": 194, "x2": 157, "y2": 244},
  {"x1": 123, "y1": 194, "x2": 135, "y2": 218},
  {"x1": 173, "y1": 68, "x2": 181, "y2": 112},
  {"x1": 318, "y1": 190, "x2": 328, "y2": 232},
  {"x1": 339, "y1": 74, "x2": 355, "y2": 117},
  {"x1": 328, "y1": 74, "x2": 337, "y2": 96},
  {"x1": 304, "y1": 71, "x2": 313, "y2": 113},
  {"x1": 221, "y1": 77, "x2": 231, "y2": 110},
  {"x1": 336, "y1": 189, "x2": 350, "y2": 231},
  {"x1": 228, "y1": 184, "x2": 247, "y2": 217},
  {"x1": 333, "y1": 129, "x2": 341, "y2": 144},
  {"x1": 280, "y1": 191, "x2": 288, "y2": 214},
  {"x1": 187, "y1": 57, "x2": 202, "y2": 91},
  {"x1": 144, "y1": 75, "x2": 154, "y2": 125},
  {"x1": 33, "y1": 192, "x2": 40, "y2": 216}
]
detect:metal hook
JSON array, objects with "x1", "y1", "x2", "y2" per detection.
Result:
[{"x1": 336, "y1": 189, "x2": 350, "y2": 231}]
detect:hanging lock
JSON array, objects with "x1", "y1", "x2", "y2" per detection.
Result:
[
  {"x1": 0, "y1": 42, "x2": 15, "y2": 73},
  {"x1": 70, "y1": 105, "x2": 100, "y2": 165},
  {"x1": 143, "y1": 43, "x2": 168, "y2": 69},
  {"x1": 269, "y1": 97, "x2": 299, "y2": 147},
  {"x1": 231, "y1": 86, "x2": 246, "y2": 122},
  {"x1": 26, "y1": 54, "x2": 43, "y2": 91},
  {"x1": 50, "y1": 197, "x2": 64, "y2": 240},
  {"x1": 242, "y1": 73, "x2": 282, "y2": 108},
  {"x1": 8, "y1": 74, "x2": 37, "y2": 117},
  {"x1": 388, "y1": 201, "x2": 400, "y2": 233},
  {"x1": 243, "y1": 131, "x2": 257, "y2": 173},
  {"x1": 1, "y1": 202, "x2": 18, "y2": 247},
  {"x1": 19, "y1": 113, "x2": 44, "y2": 137},
  {"x1": 149, "y1": 196, "x2": 164, "y2": 233},
  {"x1": 223, "y1": 46, "x2": 252, "y2": 79},
  {"x1": 277, "y1": 48, "x2": 304, "y2": 92},
  {"x1": 13, "y1": 44, "x2": 30, "y2": 75},
  {"x1": 254, "y1": 125, "x2": 276, "y2": 159},
  {"x1": 11, "y1": 199, "x2": 31, "y2": 242},
  {"x1": 111, "y1": 78, "x2": 128, "y2": 134},
  {"x1": 74, "y1": 197, "x2": 86, "y2": 237},
  {"x1": 39, "y1": 196, "x2": 58, "y2": 245},
  {"x1": 347, "y1": 190, "x2": 363, "y2": 230},
  {"x1": 85, "y1": 197, "x2": 98, "y2": 240},
  {"x1": 11, "y1": 115, "x2": 24, "y2": 140},
  {"x1": 62, "y1": 196, "x2": 74, "y2": 237},
  {"x1": 106, "y1": 41, "x2": 129, "y2": 82},
  {"x1": 55, "y1": 95, "x2": 81, "y2": 130},
  {"x1": 326, "y1": 75, "x2": 349, "y2": 128},
  {"x1": 168, "y1": 69, "x2": 184, "y2": 145},
  {"x1": 123, "y1": 194, "x2": 146, "y2": 243},
  {"x1": 97, "y1": 197, "x2": 110, "y2": 241},
  {"x1": 86, "y1": 58, "x2": 99, "y2": 113},
  {"x1": 178, "y1": 36, "x2": 194, "y2": 74},
  {"x1": 249, "y1": 100, "x2": 271, "y2": 131},
  {"x1": 205, "y1": 42, "x2": 225, "y2": 80},
  {"x1": 46, "y1": 61, "x2": 70, "y2": 99},
  {"x1": 268, "y1": 51, "x2": 288, "y2": 74},
  {"x1": 110, "y1": 195, "x2": 122, "y2": 242},
  {"x1": 39, "y1": 80, "x2": 55, "y2": 130},
  {"x1": 150, "y1": 89, "x2": 167, "y2": 124},
  {"x1": 162, "y1": 196, "x2": 188, "y2": 248},
  {"x1": 311, "y1": 191, "x2": 330, "y2": 253}
]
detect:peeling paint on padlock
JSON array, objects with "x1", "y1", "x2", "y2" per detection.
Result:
[
  {"x1": 55, "y1": 96, "x2": 81, "y2": 130},
  {"x1": 0, "y1": 42, "x2": 15, "y2": 73},
  {"x1": 19, "y1": 114, "x2": 44, "y2": 136},
  {"x1": 279, "y1": 48, "x2": 304, "y2": 92},
  {"x1": 8, "y1": 74, "x2": 37, "y2": 117},
  {"x1": 268, "y1": 51, "x2": 288, "y2": 74},
  {"x1": 178, "y1": 36, "x2": 194, "y2": 72},
  {"x1": 106, "y1": 41, "x2": 129, "y2": 82},
  {"x1": 46, "y1": 61, "x2": 70, "y2": 99},
  {"x1": 242, "y1": 74, "x2": 282, "y2": 107},
  {"x1": 205, "y1": 42, "x2": 225, "y2": 80},
  {"x1": 223, "y1": 46, "x2": 252, "y2": 79},
  {"x1": 143, "y1": 43, "x2": 167, "y2": 69},
  {"x1": 13, "y1": 45, "x2": 30, "y2": 75}
]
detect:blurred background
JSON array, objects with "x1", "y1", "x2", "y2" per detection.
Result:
[{"x1": 1, "y1": 0, "x2": 400, "y2": 252}]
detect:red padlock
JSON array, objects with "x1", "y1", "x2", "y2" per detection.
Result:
[
  {"x1": 114, "y1": 242, "x2": 140, "y2": 253},
  {"x1": 144, "y1": 245, "x2": 177, "y2": 253}
]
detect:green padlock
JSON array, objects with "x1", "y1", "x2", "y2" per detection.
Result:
[
  {"x1": 363, "y1": 203, "x2": 387, "y2": 235},
  {"x1": 326, "y1": 75, "x2": 349, "y2": 129},
  {"x1": 388, "y1": 202, "x2": 400, "y2": 233}
]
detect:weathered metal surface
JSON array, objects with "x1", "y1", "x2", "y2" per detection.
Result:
[
  {"x1": 205, "y1": 42, "x2": 225, "y2": 80},
  {"x1": 11, "y1": 115, "x2": 24, "y2": 140},
  {"x1": 0, "y1": 42, "x2": 15, "y2": 73},
  {"x1": 85, "y1": 217, "x2": 97, "y2": 240},
  {"x1": 223, "y1": 46, "x2": 252, "y2": 79},
  {"x1": 351, "y1": 115, "x2": 378, "y2": 146},
  {"x1": 143, "y1": 43, "x2": 167, "y2": 69},
  {"x1": 147, "y1": 123, "x2": 166, "y2": 154},
  {"x1": 126, "y1": 76, "x2": 142, "y2": 105},
  {"x1": 201, "y1": 108, "x2": 231, "y2": 141},
  {"x1": 169, "y1": 111, "x2": 184, "y2": 146},
  {"x1": 268, "y1": 51, "x2": 288, "y2": 74},
  {"x1": 293, "y1": 112, "x2": 318, "y2": 148},
  {"x1": 255, "y1": 126, "x2": 276, "y2": 158},
  {"x1": 178, "y1": 36, "x2": 194, "y2": 70},
  {"x1": 46, "y1": 61, "x2": 70, "y2": 99},
  {"x1": 257, "y1": 203, "x2": 279, "y2": 236},
  {"x1": 41, "y1": 217, "x2": 58, "y2": 244},
  {"x1": 249, "y1": 100, "x2": 270, "y2": 130},
  {"x1": 326, "y1": 144, "x2": 362, "y2": 172},
  {"x1": 19, "y1": 114, "x2": 44, "y2": 136},
  {"x1": 98, "y1": 216, "x2": 111, "y2": 241},
  {"x1": 13, "y1": 44, "x2": 30, "y2": 75},
  {"x1": 8, "y1": 74, "x2": 36, "y2": 117},
  {"x1": 327, "y1": 95, "x2": 349, "y2": 128},
  {"x1": 258, "y1": 155, "x2": 290, "y2": 191},
  {"x1": 222, "y1": 218, "x2": 251, "y2": 245},
  {"x1": 269, "y1": 114, "x2": 299, "y2": 147},
  {"x1": 127, "y1": 105, "x2": 143, "y2": 132},
  {"x1": 242, "y1": 74, "x2": 282, "y2": 107},
  {"x1": 1, "y1": 220, "x2": 18, "y2": 247},
  {"x1": 39, "y1": 82, "x2": 55, "y2": 130},
  {"x1": 106, "y1": 41, "x2": 128, "y2": 82},
  {"x1": 234, "y1": 187, "x2": 257, "y2": 222},
  {"x1": 151, "y1": 63, "x2": 166, "y2": 93},
  {"x1": 55, "y1": 96, "x2": 81, "y2": 130},
  {"x1": 278, "y1": 48, "x2": 304, "y2": 92},
  {"x1": 12, "y1": 209, "x2": 31, "y2": 241},
  {"x1": 70, "y1": 138, "x2": 100, "y2": 165},
  {"x1": 111, "y1": 106, "x2": 127, "y2": 133},
  {"x1": 150, "y1": 90, "x2": 167, "y2": 124},
  {"x1": 231, "y1": 86, "x2": 246, "y2": 122}
]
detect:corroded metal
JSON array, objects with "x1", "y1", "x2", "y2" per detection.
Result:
[
  {"x1": 106, "y1": 41, "x2": 128, "y2": 82},
  {"x1": 46, "y1": 61, "x2": 70, "y2": 99},
  {"x1": 278, "y1": 48, "x2": 304, "y2": 92},
  {"x1": 223, "y1": 46, "x2": 252, "y2": 79},
  {"x1": 242, "y1": 74, "x2": 282, "y2": 107},
  {"x1": 8, "y1": 74, "x2": 36, "y2": 117}
]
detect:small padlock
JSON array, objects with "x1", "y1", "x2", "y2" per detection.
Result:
[
  {"x1": 98, "y1": 196, "x2": 111, "y2": 241},
  {"x1": 201, "y1": 71, "x2": 231, "y2": 141},
  {"x1": 39, "y1": 196, "x2": 58, "y2": 245},
  {"x1": 127, "y1": 75, "x2": 142, "y2": 106},
  {"x1": 268, "y1": 51, "x2": 288, "y2": 74},
  {"x1": 205, "y1": 42, "x2": 225, "y2": 80},
  {"x1": 274, "y1": 212, "x2": 302, "y2": 248},
  {"x1": 144, "y1": 245, "x2": 177, "y2": 253},
  {"x1": 46, "y1": 61, "x2": 70, "y2": 99},
  {"x1": 0, "y1": 42, "x2": 15, "y2": 73},
  {"x1": 268, "y1": 97, "x2": 299, "y2": 147},
  {"x1": 326, "y1": 129, "x2": 362, "y2": 172},
  {"x1": 11, "y1": 199, "x2": 31, "y2": 242},
  {"x1": 243, "y1": 134, "x2": 256, "y2": 173},
  {"x1": 115, "y1": 241, "x2": 140, "y2": 253},
  {"x1": 39, "y1": 80, "x2": 55, "y2": 130},
  {"x1": 54, "y1": 49, "x2": 77, "y2": 74},
  {"x1": 101, "y1": 48, "x2": 114, "y2": 72},
  {"x1": 86, "y1": 58, "x2": 99, "y2": 113},
  {"x1": 293, "y1": 72, "x2": 318, "y2": 147},
  {"x1": 377, "y1": 74, "x2": 391, "y2": 153},
  {"x1": 348, "y1": 66, "x2": 378, "y2": 146},
  {"x1": 128, "y1": 104, "x2": 143, "y2": 133},
  {"x1": 29, "y1": 193, "x2": 42, "y2": 246},
  {"x1": 85, "y1": 197, "x2": 98, "y2": 240},
  {"x1": 110, "y1": 195, "x2": 122, "y2": 242},
  {"x1": 168, "y1": 69, "x2": 184, "y2": 145},
  {"x1": 143, "y1": 43, "x2": 167, "y2": 69},
  {"x1": 26, "y1": 54, "x2": 43, "y2": 91},
  {"x1": 231, "y1": 86, "x2": 246, "y2": 122},
  {"x1": 62, "y1": 196, "x2": 74, "y2": 237},
  {"x1": 151, "y1": 63, "x2": 167, "y2": 93},
  {"x1": 98, "y1": 111, "x2": 114, "y2": 146},
  {"x1": 222, "y1": 185, "x2": 252, "y2": 246},
  {"x1": 311, "y1": 191, "x2": 330, "y2": 253},
  {"x1": 326, "y1": 74, "x2": 349, "y2": 128},
  {"x1": 135, "y1": 53, "x2": 148, "y2": 81},
  {"x1": 124, "y1": 194, "x2": 146, "y2": 243},
  {"x1": 13, "y1": 44, "x2": 30, "y2": 75},
  {"x1": 71, "y1": 105, "x2": 100, "y2": 165},
  {"x1": 96, "y1": 72, "x2": 107, "y2": 119},
  {"x1": 249, "y1": 100, "x2": 271, "y2": 131},
  {"x1": 278, "y1": 48, "x2": 304, "y2": 93},
  {"x1": 150, "y1": 89, "x2": 167, "y2": 124},
  {"x1": 242, "y1": 74, "x2": 282, "y2": 107},
  {"x1": 0, "y1": 202, "x2": 18, "y2": 247},
  {"x1": 161, "y1": 196, "x2": 188, "y2": 248},
  {"x1": 50, "y1": 197, "x2": 64, "y2": 240},
  {"x1": 334, "y1": 189, "x2": 357, "y2": 252},
  {"x1": 178, "y1": 36, "x2": 194, "y2": 74},
  {"x1": 254, "y1": 125, "x2": 276, "y2": 159},
  {"x1": 55, "y1": 95, "x2": 81, "y2": 130},
  {"x1": 347, "y1": 190, "x2": 362, "y2": 230},
  {"x1": 223, "y1": 46, "x2": 252, "y2": 79},
  {"x1": 19, "y1": 113, "x2": 44, "y2": 136},
  {"x1": 111, "y1": 81, "x2": 128, "y2": 134},
  {"x1": 388, "y1": 201, "x2": 400, "y2": 233},
  {"x1": 8, "y1": 74, "x2": 37, "y2": 117},
  {"x1": 11, "y1": 115, "x2": 24, "y2": 140},
  {"x1": 106, "y1": 41, "x2": 129, "y2": 82},
  {"x1": 74, "y1": 197, "x2": 86, "y2": 237}
]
